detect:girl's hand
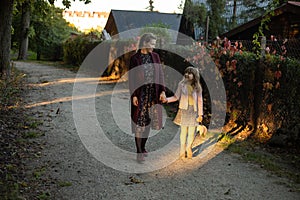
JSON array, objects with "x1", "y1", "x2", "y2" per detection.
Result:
[
  {"x1": 132, "y1": 96, "x2": 138, "y2": 106},
  {"x1": 196, "y1": 116, "x2": 203, "y2": 123},
  {"x1": 159, "y1": 92, "x2": 167, "y2": 103}
]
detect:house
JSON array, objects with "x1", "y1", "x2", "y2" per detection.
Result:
[
  {"x1": 220, "y1": 1, "x2": 300, "y2": 40},
  {"x1": 62, "y1": 10, "x2": 109, "y2": 33},
  {"x1": 103, "y1": 10, "x2": 186, "y2": 43},
  {"x1": 220, "y1": 1, "x2": 300, "y2": 59}
]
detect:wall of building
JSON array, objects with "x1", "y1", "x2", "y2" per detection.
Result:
[{"x1": 63, "y1": 10, "x2": 109, "y2": 33}]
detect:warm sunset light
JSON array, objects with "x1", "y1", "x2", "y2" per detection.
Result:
[{"x1": 56, "y1": 0, "x2": 183, "y2": 32}]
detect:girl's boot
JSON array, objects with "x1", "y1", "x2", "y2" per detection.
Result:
[
  {"x1": 179, "y1": 126, "x2": 188, "y2": 158},
  {"x1": 186, "y1": 146, "x2": 193, "y2": 159},
  {"x1": 179, "y1": 143, "x2": 186, "y2": 159}
]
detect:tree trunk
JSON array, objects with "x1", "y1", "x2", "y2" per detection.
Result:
[
  {"x1": 0, "y1": 0, "x2": 14, "y2": 77},
  {"x1": 36, "y1": 45, "x2": 41, "y2": 60},
  {"x1": 18, "y1": 0, "x2": 31, "y2": 60}
]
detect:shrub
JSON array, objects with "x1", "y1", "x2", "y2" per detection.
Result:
[{"x1": 63, "y1": 34, "x2": 102, "y2": 66}]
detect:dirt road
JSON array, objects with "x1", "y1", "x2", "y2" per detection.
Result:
[{"x1": 16, "y1": 61, "x2": 299, "y2": 200}]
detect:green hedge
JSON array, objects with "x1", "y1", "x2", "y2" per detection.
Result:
[
  {"x1": 217, "y1": 50, "x2": 300, "y2": 145},
  {"x1": 63, "y1": 35, "x2": 102, "y2": 66}
]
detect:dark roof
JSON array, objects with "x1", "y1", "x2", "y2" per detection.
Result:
[
  {"x1": 220, "y1": 1, "x2": 300, "y2": 39},
  {"x1": 104, "y1": 10, "x2": 182, "y2": 39}
]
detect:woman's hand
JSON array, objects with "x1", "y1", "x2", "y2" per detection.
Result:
[{"x1": 132, "y1": 96, "x2": 138, "y2": 106}]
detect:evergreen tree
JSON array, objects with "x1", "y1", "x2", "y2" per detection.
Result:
[{"x1": 207, "y1": 0, "x2": 226, "y2": 39}]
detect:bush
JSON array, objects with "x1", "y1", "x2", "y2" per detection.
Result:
[{"x1": 63, "y1": 34, "x2": 102, "y2": 66}]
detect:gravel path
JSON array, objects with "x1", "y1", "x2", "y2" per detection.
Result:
[{"x1": 16, "y1": 61, "x2": 299, "y2": 200}]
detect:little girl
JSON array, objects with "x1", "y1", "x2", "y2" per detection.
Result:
[{"x1": 166, "y1": 66, "x2": 203, "y2": 159}]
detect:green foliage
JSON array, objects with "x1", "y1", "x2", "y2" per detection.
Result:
[
  {"x1": 28, "y1": 2, "x2": 75, "y2": 60},
  {"x1": 252, "y1": 0, "x2": 281, "y2": 56},
  {"x1": 207, "y1": 0, "x2": 226, "y2": 39},
  {"x1": 218, "y1": 133, "x2": 236, "y2": 148},
  {"x1": 11, "y1": 1, "x2": 75, "y2": 61},
  {"x1": 182, "y1": 0, "x2": 207, "y2": 27},
  {"x1": 48, "y1": 0, "x2": 91, "y2": 8},
  {"x1": 0, "y1": 68, "x2": 24, "y2": 109},
  {"x1": 139, "y1": 23, "x2": 172, "y2": 45},
  {"x1": 259, "y1": 55, "x2": 300, "y2": 136},
  {"x1": 63, "y1": 34, "x2": 102, "y2": 66}
]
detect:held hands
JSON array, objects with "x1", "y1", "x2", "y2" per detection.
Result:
[
  {"x1": 159, "y1": 91, "x2": 168, "y2": 103},
  {"x1": 133, "y1": 92, "x2": 167, "y2": 107},
  {"x1": 132, "y1": 96, "x2": 138, "y2": 106}
]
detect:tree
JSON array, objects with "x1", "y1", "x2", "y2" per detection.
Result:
[
  {"x1": 0, "y1": 0, "x2": 14, "y2": 77},
  {"x1": 147, "y1": 0, "x2": 154, "y2": 11},
  {"x1": 239, "y1": 0, "x2": 270, "y2": 23},
  {"x1": 231, "y1": 0, "x2": 237, "y2": 28},
  {"x1": 207, "y1": 0, "x2": 226, "y2": 40},
  {"x1": 181, "y1": 0, "x2": 207, "y2": 39},
  {"x1": 30, "y1": 2, "x2": 73, "y2": 60},
  {"x1": 17, "y1": 0, "x2": 31, "y2": 60},
  {"x1": 0, "y1": 0, "x2": 91, "y2": 77}
]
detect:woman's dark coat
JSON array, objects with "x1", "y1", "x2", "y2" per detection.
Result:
[{"x1": 128, "y1": 51, "x2": 166, "y2": 132}]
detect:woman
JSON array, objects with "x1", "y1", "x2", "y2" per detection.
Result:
[{"x1": 128, "y1": 33, "x2": 166, "y2": 163}]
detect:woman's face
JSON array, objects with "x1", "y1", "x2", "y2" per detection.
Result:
[
  {"x1": 184, "y1": 72, "x2": 194, "y2": 81},
  {"x1": 143, "y1": 39, "x2": 156, "y2": 52}
]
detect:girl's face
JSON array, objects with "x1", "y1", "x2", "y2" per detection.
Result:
[
  {"x1": 184, "y1": 72, "x2": 194, "y2": 81},
  {"x1": 143, "y1": 39, "x2": 156, "y2": 52}
]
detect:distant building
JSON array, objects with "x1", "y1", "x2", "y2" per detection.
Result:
[
  {"x1": 220, "y1": 1, "x2": 300, "y2": 59},
  {"x1": 104, "y1": 10, "x2": 186, "y2": 43},
  {"x1": 62, "y1": 10, "x2": 109, "y2": 33},
  {"x1": 221, "y1": 1, "x2": 300, "y2": 40}
]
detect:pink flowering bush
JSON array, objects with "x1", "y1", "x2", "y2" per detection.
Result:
[{"x1": 179, "y1": 38, "x2": 300, "y2": 145}]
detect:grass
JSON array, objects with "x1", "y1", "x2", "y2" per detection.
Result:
[
  {"x1": 58, "y1": 181, "x2": 72, "y2": 187},
  {"x1": 28, "y1": 119, "x2": 43, "y2": 129},
  {"x1": 218, "y1": 133, "x2": 236, "y2": 148},
  {"x1": 37, "y1": 192, "x2": 51, "y2": 200},
  {"x1": 22, "y1": 117, "x2": 43, "y2": 129},
  {"x1": 0, "y1": 68, "x2": 25, "y2": 109},
  {"x1": 23, "y1": 131, "x2": 44, "y2": 139},
  {"x1": 0, "y1": 67, "x2": 52, "y2": 199},
  {"x1": 225, "y1": 139, "x2": 300, "y2": 186},
  {"x1": 33, "y1": 167, "x2": 46, "y2": 180}
]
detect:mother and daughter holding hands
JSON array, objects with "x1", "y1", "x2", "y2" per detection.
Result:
[{"x1": 129, "y1": 33, "x2": 203, "y2": 163}]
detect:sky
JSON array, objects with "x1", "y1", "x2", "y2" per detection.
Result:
[{"x1": 55, "y1": 0, "x2": 184, "y2": 13}]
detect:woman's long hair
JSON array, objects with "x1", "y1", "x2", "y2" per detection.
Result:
[
  {"x1": 180, "y1": 66, "x2": 202, "y2": 92},
  {"x1": 137, "y1": 33, "x2": 157, "y2": 51}
]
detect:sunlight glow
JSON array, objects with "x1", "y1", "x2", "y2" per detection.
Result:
[
  {"x1": 55, "y1": 0, "x2": 183, "y2": 13},
  {"x1": 28, "y1": 77, "x2": 101, "y2": 87},
  {"x1": 25, "y1": 88, "x2": 128, "y2": 108}
]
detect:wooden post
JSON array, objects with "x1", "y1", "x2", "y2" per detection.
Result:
[
  {"x1": 205, "y1": 16, "x2": 209, "y2": 43},
  {"x1": 261, "y1": 36, "x2": 266, "y2": 57}
]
